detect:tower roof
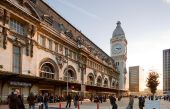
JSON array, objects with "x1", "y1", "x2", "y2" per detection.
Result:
[{"x1": 112, "y1": 21, "x2": 125, "y2": 38}]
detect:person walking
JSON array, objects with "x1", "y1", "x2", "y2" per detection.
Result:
[
  {"x1": 139, "y1": 96, "x2": 145, "y2": 109},
  {"x1": 127, "y1": 95, "x2": 134, "y2": 109},
  {"x1": 109, "y1": 95, "x2": 117, "y2": 109},
  {"x1": 37, "y1": 93, "x2": 43, "y2": 109},
  {"x1": 65, "y1": 94, "x2": 72, "y2": 108},
  {"x1": 43, "y1": 93, "x2": 49, "y2": 109},
  {"x1": 27, "y1": 92, "x2": 36, "y2": 109},
  {"x1": 74, "y1": 94, "x2": 79, "y2": 108},
  {"x1": 8, "y1": 89, "x2": 25, "y2": 109}
]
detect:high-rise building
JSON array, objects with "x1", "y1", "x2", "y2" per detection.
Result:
[
  {"x1": 163, "y1": 49, "x2": 170, "y2": 95},
  {"x1": 111, "y1": 21, "x2": 127, "y2": 90},
  {"x1": 129, "y1": 66, "x2": 144, "y2": 92}
]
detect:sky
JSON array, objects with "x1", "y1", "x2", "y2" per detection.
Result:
[{"x1": 43, "y1": 0, "x2": 170, "y2": 90}]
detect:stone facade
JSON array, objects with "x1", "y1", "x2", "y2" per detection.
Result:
[
  {"x1": 0, "y1": 0, "x2": 119, "y2": 102},
  {"x1": 110, "y1": 21, "x2": 127, "y2": 90}
]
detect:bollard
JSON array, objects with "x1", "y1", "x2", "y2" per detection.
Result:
[
  {"x1": 77, "y1": 101, "x2": 80, "y2": 109},
  {"x1": 97, "y1": 103, "x2": 99, "y2": 109},
  {"x1": 59, "y1": 102, "x2": 61, "y2": 109}
]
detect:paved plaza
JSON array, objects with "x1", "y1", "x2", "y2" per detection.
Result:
[{"x1": 0, "y1": 97, "x2": 170, "y2": 109}]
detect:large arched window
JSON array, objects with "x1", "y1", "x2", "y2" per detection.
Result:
[
  {"x1": 104, "y1": 78, "x2": 108, "y2": 87},
  {"x1": 40, "y1": 63, "x2": 55, "y2": 79},
  {"x1": 87, "y1": 73, "x2": 94, "y2": 85},
  {"x1": 64, "y1": 69, "x2": 76, "y2": 82},
  {"x1": 96, "y1": 76, "x2": 102, "y2": 87}
]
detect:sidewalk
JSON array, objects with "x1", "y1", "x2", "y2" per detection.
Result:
[{"x1": 0, "y1": 102, "x2": 83, "y2": 109}]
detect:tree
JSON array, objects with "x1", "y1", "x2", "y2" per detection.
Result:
[{"x1": 146, "y1": 71, "x2": 159, "y2": 96}]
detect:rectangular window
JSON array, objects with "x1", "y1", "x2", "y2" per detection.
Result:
[
  {"x1": 65, "y1": 48, "x2": 68, "y2": 57},
  {"x1": 49, "y1": 39, "x2": 52, "y2": 50},
  {"x1": 39, "y1": 35, "x2": 46, "y2": 47},
  {"x1": 13, "y1": 46, "x2": 21, "y2": 74},
  {"x1": 55, "y1": 43, "x2": 58, "y2": 53},
  {"x1": 69, "y1": 50, "x2": 72, "y2": 59},
  {"x1": 59, "y1": 44, "x2": 63, "y2": 53},
  {"x1": 10, "y1": 19, "x2": 24, "y2": 35},
  {"x1": 73, "y1": 52, "x2": 76, "y2": 60}
]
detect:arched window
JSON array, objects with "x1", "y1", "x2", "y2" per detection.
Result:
[
  {"x1": 40, "y1": 63, "x2": 55, "y2": 79},
  {"x1": 112, "y1": 81, "x2": 115, "y2": 88},
  {"x1": 87, "y1": 73, "x2": 94, "y2": 85},
  {"x1": 64, "y1": 69, "x2": 76, "y2": 82},
  {"x1": 104, "y1": 79, "x2": 108, "y2": 87},
  {"x1": 97, "y1": 76, "x2": 102, "y2": 87}
]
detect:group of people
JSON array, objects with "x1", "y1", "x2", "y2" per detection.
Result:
[
  {"x1": 126, "y1": 95, "x2": 145, "y2": 109},
  {"x1": 92, "y1": 95, "x2": 107, "y2": 103},
  {"x1": 7, "y1": 89, "x2": 25, "y2": 109},
  {"x1": 7, "y1": 89, "x2": 50, "y2": 109},
  {"x1": 65, "y1": 93, "x2": 82, "y2": 108}
]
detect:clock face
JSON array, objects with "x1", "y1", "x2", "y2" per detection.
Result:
[{"x1": 112, "y1": 43, "x2": 124, "y2": 55}]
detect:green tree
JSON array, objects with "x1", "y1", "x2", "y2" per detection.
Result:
[{"x1": 146, "y1": 71, "x2": 159, "y2": 96}]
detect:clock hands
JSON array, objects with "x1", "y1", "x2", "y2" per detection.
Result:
[{"x1": 116, "y1": 48, "x2": 121, "y2": 50}]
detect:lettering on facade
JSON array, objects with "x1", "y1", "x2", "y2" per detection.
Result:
[{"x1": 9, "y1": 81, "x2": 32, "y2": 87}]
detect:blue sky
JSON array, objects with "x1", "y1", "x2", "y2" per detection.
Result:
[{"x1": 44, "y1": 0, "x2": 170, "y2": 89}]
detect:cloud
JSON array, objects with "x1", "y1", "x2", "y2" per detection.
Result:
[
  {"x1": 163, "y1": 0, "x2": 170, "y2": 4},
  {"x1": 56, "y1": 0, "x2": 101, "y2": 21}
]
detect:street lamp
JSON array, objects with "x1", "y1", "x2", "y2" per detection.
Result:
[
  {"x1": 77, "y1": 37, "x2": 84, "y2": 103},
  {"x1": 65, "y1": 54, "x2": 69, "y2": 96}
]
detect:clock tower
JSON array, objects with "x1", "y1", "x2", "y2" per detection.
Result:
[{"x1": 111, "y1": 21, "x2": 127, "y2": 90}]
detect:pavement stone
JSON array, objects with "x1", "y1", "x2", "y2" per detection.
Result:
[{"x1": 0, "y1": 97, "x2": 170, "y2": 109}]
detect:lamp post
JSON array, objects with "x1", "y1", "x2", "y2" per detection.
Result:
[{"x1": 77, "y1": 37, "x2": 84, "y2": 101}]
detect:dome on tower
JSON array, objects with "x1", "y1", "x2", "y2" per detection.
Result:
[{"x1": 112, "y1": 21, "x2": 125, "y2": 38}]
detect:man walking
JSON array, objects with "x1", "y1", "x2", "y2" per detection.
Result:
[
  {"x1": 65, "y1": 94, "x2": 72, "y2": 108},
  {"x1": 109, "y1": 95, "x2": 117, "y2": 109},
  {"x1": 139, "y1": 96, "x2": 145, "y2": 109}
]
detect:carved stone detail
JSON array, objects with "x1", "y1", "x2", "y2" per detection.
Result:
[
  {"x1": 0, "y1": 8, "x2": 4, "y2": 22},
  {"x1": 26, "y1": 40, "x2": 29, "y2": 56},
  {"x1": 2, "y1": 27, "x2": 7, "y2": 49},
  {"x1": 4, "y1": 10, "x2": 10, "y2": 25},
  {"x1": 28, "y1": 24, "x2": 36, "y2": 38},
  {"x1": 30, "y1": 40, "x2": 33, "y2": 57},
  {"x1": 56, "y1": 55, "x2": 67, "y2": 69}
]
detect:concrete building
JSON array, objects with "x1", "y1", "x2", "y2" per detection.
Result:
[
  {"x1": 0, "y1": 0, "x2": 121, "y2": 102},
  {"x1": 163, "y1": 49, "x2": 170, "y2": 95},
  {"x1": 110, "y1": 21, "x2": 127, "y2": 90},
  {"x1": 129, "y1": 66, "x2": 144, "y2": 93}
]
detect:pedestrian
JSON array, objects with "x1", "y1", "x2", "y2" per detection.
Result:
[
  {"x1": 74, "y1": 94, "x2": 79, "y2": 108},
  {"x1": 27, "y1": 92, "x2": 36, "y2": 109},
  {"x1": 139, "y1": 96, "x2": 145, "y2": 109},
  {"x1": 65, "y1": 94, "x2": 72, "y2": 108},
  {"x1": 109, "y1": 95, "x2": 117, "y2": 109},
  {"x1": 43, "y1": 93, "x2": 49, "y2": 109},
  {"x1": 37, "y1": 93, "x2": 43, "y2": 109},
  {"x1": 8, "y1": 89, "x2": 25, "y2": 109},
  {"x1": 127, "y1": 95, "x2": 134, "y2": 109}
]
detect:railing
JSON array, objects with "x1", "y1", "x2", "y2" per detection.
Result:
[
  {"x1": 64, "y1": 76, "x2": 76, "y2": 82},
  {"x1": 86, "y1": 81, "x2": 94, "y2": 86},
  {"x1": 103, "y1": 84, "x2": 108, "y2": 88},
  {"x1": 40, "y1": 71, "x2": 54, "y2": 79},
  {"x1": 96, "y1": 83, "x2": 102, "y2": 87}
]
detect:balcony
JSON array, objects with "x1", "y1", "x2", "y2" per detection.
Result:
[
  {"x1": 86, "y1": 81, "x2": 94, "y2": 86},
  {"x1": 96, "y1": 83, "x2": 102, "y2": 87},
  {"x1": 64, "y1": 76, "x2": 76, "y2": 83},
  {"x1": 103, "y1": 84, "x2": 108, "y2": 88},
  {"x1": 40, "y1": 71, "x2": 54, "y2": 79}
]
